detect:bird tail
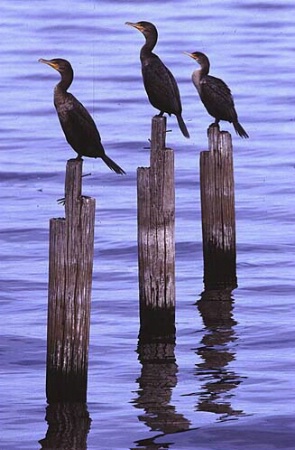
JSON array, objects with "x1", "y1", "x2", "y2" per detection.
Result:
[
  {"x1": 101, "y1": 154, "x2": 126, "y2": 175},
  {"x1": 233, "y1": 121, "x2": 249, "y2": 139},
  {"x1": 176, "y1": 114, "x2": 190, "y2": 138}
]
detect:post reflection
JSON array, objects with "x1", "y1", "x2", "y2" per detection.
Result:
[
  {"x1": 39, "y1": 402, "x2": 91, "y2": 450},
  {"x1": 195, "y1": 289, "x2": 245, "y2": 421},
  {"x1": 133, "y1": 322, "x2": 190, "y2": 449}
]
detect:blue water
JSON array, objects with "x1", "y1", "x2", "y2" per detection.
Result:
[{"x1": 1, "y1": 1, "x2": 294, "y2": 449}]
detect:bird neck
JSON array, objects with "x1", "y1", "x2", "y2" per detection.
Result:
[
  {"x1": 199, "y1": 59, "x2": 210, "y2": 78},
  {"x1": 192, "y1": 69, "x2": 203, "y2": 94},
  {"x1": 56, "y1": 68, "x2": 73, "y2": 93},
  {"x1": 140, "y1": 31, "x2": 157, "y2": 60}
]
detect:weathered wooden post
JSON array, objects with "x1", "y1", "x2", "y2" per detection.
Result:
[
  {"x1": 200, "y1": 124, "x2": 237, "y2": 290},
  {"x1": 46, "y1": 159, "x2": 95, "y2": 403},
  {"x1": 137, "y1": 116, "x2": 175, "y2": 337}
]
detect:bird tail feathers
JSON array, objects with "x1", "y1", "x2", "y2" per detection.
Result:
[
  {"x1": 102, "y1": 154, "x2": 126, "y2": 175},
  {"x1": 176, "y1": 114, "x2": 190, "y2": 139},
  {"x1": 233, "y1": 122, "x2": 249, "y2": 139}
]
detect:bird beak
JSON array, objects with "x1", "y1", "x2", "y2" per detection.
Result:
[
  {"x1": 183, "y1": 52, "x2": 195, "y2": 60},
  {"x1": 38, "y1": 58, "x2": 59, "y2": 70},
  {"x1": 125, "y1": 21, "x2": 142, "y2": 31}
]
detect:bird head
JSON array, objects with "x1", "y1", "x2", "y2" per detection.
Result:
[
  {"x1": 125, "y1": 21, "x2": 157, "y2": 39},
  {"x1": 184, "y1": 51, "x2": 208, "y2": 68},
  {"x1": 38, "y1": 58, "x2": 73, "y2": 75}
]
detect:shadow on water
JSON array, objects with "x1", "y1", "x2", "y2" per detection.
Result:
[
  {"x1": 39, "y1": 402, "x2": 91, "y2": 450},
  {"x1": 132, "y1": 316, "x2": 191, "y2": 449},
  {"x1": 195, "y1": 289, "x2": 246, "y2": 421}
]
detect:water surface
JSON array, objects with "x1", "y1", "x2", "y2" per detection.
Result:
[{"x1": 0, "y1": 1, "x2": 294, "y2": 449}]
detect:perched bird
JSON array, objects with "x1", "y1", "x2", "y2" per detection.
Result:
[
  {"x1": 126, "y1": 21, "x2": 189, "y2": 138},
  {"x1": 39, "y1": 58, "x2": 125, "y2": 174},
  {"x1": 185, "y1": 51, "x2": 249, "y2": 138}
]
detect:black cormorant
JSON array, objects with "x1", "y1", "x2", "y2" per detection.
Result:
[
  {"x1": 126, "y1": 21, "x2": 189, "y2": 138},
  {"x1": 39, "y1": 58, "x2": 126, "y2": 174},
  {"x1": 185, "y1": 51, "x2": 248, "y2": 138}
]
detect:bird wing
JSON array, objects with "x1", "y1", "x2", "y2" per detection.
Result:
[
  {"x1": 57, "y1": 93, "x2": 104, "y2": 156},
  {"x1": 67, "y1": 94, "x2": 100, "y2": 134},
  {"x1": 200, "y1": 75, "x2": 237, "y2": 122},
  {"x1": 142, "y1": 55, "x2": 182, "y2": 115}
]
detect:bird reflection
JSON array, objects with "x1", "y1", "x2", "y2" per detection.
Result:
[{"x1": 195, "y1": 289, "x2": 245, "y2": 421}]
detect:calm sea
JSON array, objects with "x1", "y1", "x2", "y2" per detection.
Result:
[{"x1": 0, "y1": 1, "x2": 294, "y2": 449}]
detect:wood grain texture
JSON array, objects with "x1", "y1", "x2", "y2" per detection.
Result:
[
  {"x1": 47, "y1": 159, "x2": 95, "y2": 403},
  {"x1": 137, "y1": 116, "x2": 175, "y2": 335},
  {"x1": 200, "y1": 125, "x2": 237, "y2": 290}
]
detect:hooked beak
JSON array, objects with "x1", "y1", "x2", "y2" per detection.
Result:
[
  {"x1": 38, "y1": 58, "x2": 59, "y2": 71},
  {"x1": 125, "y1": 21, "x2": 143, "y2": 32},
  {"x1": 183, "y1": 52, "x2": 196, "y2": 60}
]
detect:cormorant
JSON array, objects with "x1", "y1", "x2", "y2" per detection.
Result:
[
  {"x1": 39, "y1": 58, "x2": 126, "y2": 174},
  {"x1": 126, "y1": 21, "x2": 190, "y2": 138},
  {"x1": 185, "y1": 51, "x2": 249, "y2": 138}
]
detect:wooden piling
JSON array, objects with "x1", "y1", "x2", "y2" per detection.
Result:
[
  {"x1": 137, "y1": 116, "x2": 175, "y2": 336},
  {"x1": 46, "y1": 159, "x2": 95, "y2": 403},
  {"x1": 200, "y1": 125, "x2": 237, "y2": 290}
]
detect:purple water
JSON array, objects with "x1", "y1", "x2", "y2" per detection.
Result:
[{"x1": 1, "y1": 1, "x2": 294, "y2": 448}]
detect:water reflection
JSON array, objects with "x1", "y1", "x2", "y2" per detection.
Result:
[
  {"x1": 133, "y1": 326, "x2": 190, "y2": 449},
  {"x1": 39, "y1": 402, "x2": 91, "y2": 450},
  {"x1": 195, "y1": 290, "x2": 245, "y2": 421}
]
